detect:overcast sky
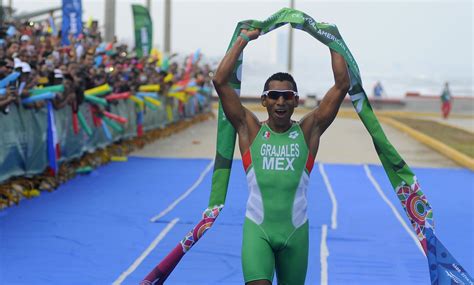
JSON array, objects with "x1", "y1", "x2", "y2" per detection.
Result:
[{"x1": 10, "y1": 0, "x2": 474, "y2": 96}]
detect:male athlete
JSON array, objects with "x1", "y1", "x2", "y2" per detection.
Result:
[{"x1": 212, "y1": 29, "x2": 350, "y2": 285}]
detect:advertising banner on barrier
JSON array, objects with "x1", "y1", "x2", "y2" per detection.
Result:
[{"x1": 0, "y1": 98, "x2": 181, "y2": 183}]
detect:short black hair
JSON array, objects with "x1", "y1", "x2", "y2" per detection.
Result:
[{"x1": 263, "y1": 72, "x2": 298, "y2": 93}]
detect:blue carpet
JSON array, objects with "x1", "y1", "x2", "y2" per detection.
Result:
[{"x1": 0, "y1": 157, "x2": 472, "y2": 284}]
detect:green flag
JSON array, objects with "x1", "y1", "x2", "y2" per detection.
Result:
[{"x1": 132, "y1": 4, "x2": 153, "y2": 58}]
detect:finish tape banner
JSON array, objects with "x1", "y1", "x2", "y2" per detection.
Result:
[{"x1": 141, "y1": 8, "x2": 472, "y2": 285}]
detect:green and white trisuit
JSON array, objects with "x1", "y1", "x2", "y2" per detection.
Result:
[{"x1": 241, "y1": 122, "x2": 314, "y2": 284}]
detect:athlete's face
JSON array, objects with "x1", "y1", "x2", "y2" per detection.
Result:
[{"x1": 262, "y1": 80, "x2": 299, "y2": 128}]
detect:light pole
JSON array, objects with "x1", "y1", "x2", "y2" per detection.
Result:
[
  {"x1": 8, "y1": 0, "x2": 13, "y2": 18},
  {"x1": 0, "y1": 0, "x2": 3, "y2": 28},
  {"x1": 164, "y1": 0, "x2": 171, "y2": 54},
  {"x1": 104, "y1": 0, "x2": 116, "y2": 42}
]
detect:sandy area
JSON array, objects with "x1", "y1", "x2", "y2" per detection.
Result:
[{"x1": 133, "y1": 108, "x2": 458, "y2": 168}]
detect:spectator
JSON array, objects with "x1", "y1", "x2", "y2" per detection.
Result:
[
  {"x1": 0, "y1": 15, "x2": 212, "y2": 113},
  {"x1": 6, "y1": 42, "x2": 19, "y2": 59},
  {"x1": 373, "y1": 81, "x2": 384, "y2": 98},
  {"x1": 0, "y1": 88, "x2": 17, "y2": 111},
  {"x1": 440, "y1": 82, "x2": 452, "y2": 119},
  {"x1": 0, "y1": 59, "x2": 12, "y2": 79},
  {"x1": 53, "y1": 73, "x2": 75, "y2": 110}
]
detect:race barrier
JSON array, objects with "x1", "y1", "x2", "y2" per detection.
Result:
[{"x1": 0, "y1": 91, "x2": 207, "y2": 183}]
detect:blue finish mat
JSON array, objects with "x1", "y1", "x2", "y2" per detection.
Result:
[{"x1": 0, "y1": 157, "x2": 472, "y2": 284}]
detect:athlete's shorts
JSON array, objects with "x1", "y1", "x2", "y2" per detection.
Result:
[{"x1": 241, "y1": 217, "x2": 309, "y2": 284}]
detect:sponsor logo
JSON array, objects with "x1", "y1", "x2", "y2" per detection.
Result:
[{"x1": 289, "y1": 131, "x2": 299, "y2": 139}]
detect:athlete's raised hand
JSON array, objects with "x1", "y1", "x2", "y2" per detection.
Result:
[{"x1": 240, "y1": 29, "x2": 260, "y2": 42}]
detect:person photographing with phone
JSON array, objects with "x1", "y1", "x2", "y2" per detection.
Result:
[{"x1": 212, "y1": 28, "x2": 350, "y2": 285}]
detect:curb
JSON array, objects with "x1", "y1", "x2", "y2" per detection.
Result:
[
  {"x1": 379, "y1": 116, "x2": 474, "y2": 170},
  {"x1": 372, "y1": 110, "x2": 473, "y2": 119}
]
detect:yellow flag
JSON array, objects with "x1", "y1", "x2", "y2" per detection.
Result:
[
  {"x1": 144, "y1": 96, "x2": 162, "y2": 107},
  {"x1": 138, "y1": 85, "x2": 161, "y2": 92},
  {"x1": 129, "y1": 95, "x2": 145, "y2": 109},
  {"x1": 86, "y1": 16, "x2": 93, "y2": 29},
  {"x1": 164, "y1": 73, "x2": 174, "y2": 83},
  {"x1": 166, "y1": 105, "x2": 173, "y2": 122},
  {"x1": 168, "y1": 92, "x2": 189, "y2": 103},
  {"x1": 84, "y1": 84, "x2": 111, "y2": 96}
]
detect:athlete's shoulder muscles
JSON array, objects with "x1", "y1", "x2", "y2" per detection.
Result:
[
  {"x1": 299, "y1": 108, "x2": 320, "y2": 138},
  {"x1": 236, "y1": 107, "x2": 261, "y2": 154},
  {"x1": 244, "y1": 107, "x2": 261, "y2": 142}
]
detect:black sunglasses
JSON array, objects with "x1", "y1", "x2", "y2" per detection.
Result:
[{"x1": 262, "y1": 90, "x2": 298, "y2": 100}]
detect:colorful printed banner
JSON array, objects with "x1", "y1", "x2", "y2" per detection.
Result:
[
  {"x1": 49, "y1": 14, "x2": 57, "y2": 36},
  {"x1": 132, "y1": 4, "x2": 153, "y2": 58},
  {"x1": 61, "y1": 0, "x2": 83, "y2": 46},
  {"x1": 142, "y1": 8, "x2": 472, "y2": 285}
]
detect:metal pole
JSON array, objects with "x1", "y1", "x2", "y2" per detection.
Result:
[
  {"x1": 164, "y1": 0, "x2": 171, "y2": 54},
  {"x1": 104, "y1": 0, "x2": 116, "y2": 42},
  {"x1": 146, "y1": 0, "x2": 151, "y2": 10},
  {"x1": 287, "y1": 0, "x2": 294, "y2": 74},
  {"x1": 8, "y1": 0, "x2": 12, "y2": 18},
  {"x1": 0, "y1": 0, "x2": 3, "y2": 28}
]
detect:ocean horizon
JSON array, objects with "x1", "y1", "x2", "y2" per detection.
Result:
[{"x1": 233, "y1": 60, "x2": 473, "y2": 99}]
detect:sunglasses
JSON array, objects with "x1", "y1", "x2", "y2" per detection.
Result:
[{"x1": 262, "y1": 90, "x2": 298, "y2": 100}]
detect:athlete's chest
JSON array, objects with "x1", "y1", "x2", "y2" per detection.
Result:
[{"x1": 251, "y1": 126, "x2": 308, "y2": 172}]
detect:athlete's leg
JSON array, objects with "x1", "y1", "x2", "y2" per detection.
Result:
[
  {"x1": 274, "y1": 221, "x2": 309, "y2": 285},
  {"x1": 242, "y1": 218, "x2": 275, "y2": 284}
]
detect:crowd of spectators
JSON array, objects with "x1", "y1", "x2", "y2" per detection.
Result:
[{"x1": 0, "y1": 16, "x2": 213, "y2": 114}]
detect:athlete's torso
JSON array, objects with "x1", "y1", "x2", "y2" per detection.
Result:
[{"x1": 242, "y1": 122, "x2": 314, "y2": 233}]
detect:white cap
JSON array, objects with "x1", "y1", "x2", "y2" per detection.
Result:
[
  {"x1": 13, "y1": 57, "x2": 22, "y2": 68},
  {"x1": 54, "y1": 68, "x2": 63, "y2": 78},
  {"x1": 21, "y1": 62, "x2": 31, "y2": 73},
  {"x1": 20, "y1": 34, "x2": 30, "y2": 42}
]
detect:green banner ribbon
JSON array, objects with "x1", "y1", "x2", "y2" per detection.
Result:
[
  {"x1": 212, "y1": 6, "x2": 427, "y2": 238},
  {"x1": 209, "y1": 8, "x2": 471, "y2": 284},
  {"x1": 142, "y1": 8, "x2": 472, "y2": 284}
]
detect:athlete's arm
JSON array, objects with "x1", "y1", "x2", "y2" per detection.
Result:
[
  {"x1": 212, "y1": 29, "x2": 260, "y2": 133},
  {"x1": 300, "y1": 49, "x2": 350, "y2": 150}
]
